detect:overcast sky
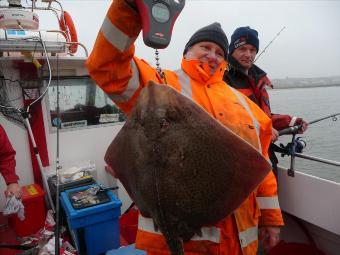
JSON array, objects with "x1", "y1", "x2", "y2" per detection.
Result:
[{"x1": 11, "y1": 0, "x2": 340, "y2": 79}]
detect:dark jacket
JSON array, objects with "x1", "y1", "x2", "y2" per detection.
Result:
[{"x1": 224, "y1": 55, "x2": 293, "y2": 131}]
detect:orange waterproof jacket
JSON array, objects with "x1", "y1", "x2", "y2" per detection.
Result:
[{"x1": 86, "y1": 1, "x2": 283, "y2": 254}]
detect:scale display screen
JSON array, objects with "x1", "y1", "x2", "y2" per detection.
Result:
[{"x1": 152, "y1": 3, "x2": 170, "y2": 23}]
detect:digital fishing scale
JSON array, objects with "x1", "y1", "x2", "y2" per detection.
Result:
[{"x1": 135, "y1": 0, "x2": 185, "y2": 49}]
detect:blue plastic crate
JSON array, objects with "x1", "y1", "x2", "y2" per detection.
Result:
[
  {"x1": 106, "y1": 244, "x2": 146, "y2": 255},
  {"x1": 60, "y1": 184, "x2": 122, "y2": 255}
]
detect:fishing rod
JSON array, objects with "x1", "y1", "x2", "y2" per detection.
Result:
[
  {"x1": 254, "y1": 26, "x2": 286, "y2": 63},
  {"x1": 275, "y1": 133, "x2": 340, "y2": 177},
  {"x1": 279, "y1": 112, "x2": 340, "y2": 136},
  {"x1": 273, "y1": 112, "x2": 340, "y2": 177}
]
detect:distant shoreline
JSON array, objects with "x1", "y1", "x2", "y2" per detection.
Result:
[
  {"x1": 271, "y1": 84, "x2": 340, "y2": 89},
  {"x1": 271, "y1": 76, "x2": 340, "y2": 89}
]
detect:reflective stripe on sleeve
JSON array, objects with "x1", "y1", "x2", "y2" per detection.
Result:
[
  {"x1": 138, "y1": 215, "x2": 221, "y2": 243},
  {"x1": 230, "y1": 87, "x2": 262, "y2": 152},
  {"x1": 108, "y1": 60, "x2": 140, "y2": 103},
  {"x1": 238, "y1": 226, "x2": 258, "y2": 249},
  {"x1": 289, "y1": 116, "x2": 297, "y2": 127},
  {"x1": 174, "y1": 69, "x2": 193, "y2": 100},
  {"x1": 256, "y1": 196, "x2": 280, "y2": 210},
  {"x1": 101, "y1": 16, "x2": 137, "y2": 52}
]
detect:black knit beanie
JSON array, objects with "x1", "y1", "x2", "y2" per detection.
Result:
[
  {"x1": 183, "y1": 22, "x2": 229, "y2": 59},
  {"x1": 229, "y1": 26, "x2": 259, "y2": 53}
]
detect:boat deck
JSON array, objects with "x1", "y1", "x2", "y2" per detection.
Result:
[
  {"x1": 0, "y1": 211, "x2": 133, "y2": 255},
  {"x1": 0, "y1": 213, "x2": 21, "y2": 255}
]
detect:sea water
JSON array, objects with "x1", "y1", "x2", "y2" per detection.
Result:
[{"x1": 268, "y1": 86, "x2": 340, "y2": 183}]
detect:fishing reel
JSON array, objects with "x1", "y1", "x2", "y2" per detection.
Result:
[
  {"x1": 273, "y1": 113, "x2": 340, "y2": 177},
  {"x1": 135, "y1": 0, "x2": 185, "y2": 49},
  {"x1": 271, "y1": 136, "x2": 307, "y2": 177},
  {"x1": 278, "y1": 137, "x2": 307, "y2": 157}
]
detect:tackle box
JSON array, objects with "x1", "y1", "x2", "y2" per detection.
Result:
[
  {"x1": 60, "y1": 184, "x2": 122, "y2": 255},
  {"x1": 106, "y1": 244, "x2": 146, "y2": 255}
]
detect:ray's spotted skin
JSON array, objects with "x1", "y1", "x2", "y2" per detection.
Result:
[{"x1": 105, "y1": 81, "x2": 271, "y2": 255}]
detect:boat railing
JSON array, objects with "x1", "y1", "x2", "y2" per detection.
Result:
[
  {"x1": 0, "y1": 0, "x2": 88, "y2": 57},
  {"x1": 273, "y1": 113, "x2": 340, "y2": 177}
]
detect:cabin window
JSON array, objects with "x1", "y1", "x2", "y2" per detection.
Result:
[{"x1": 47, "y1": 77, "x2": 126, "y2": 129}]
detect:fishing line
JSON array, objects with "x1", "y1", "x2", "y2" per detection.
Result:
[{"x1": 254, "y1": 26, "x2": 286, "y2": 63}]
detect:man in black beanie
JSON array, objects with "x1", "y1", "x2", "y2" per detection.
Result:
[
  {"x1": 224, "y1": 26, "x2": 308, "y2": 253},
  {"x1": 183, "y1": 22, "x2": 229, "y2": 59},
  {"x1": 87, "y1": 2, "x2": 284, "y2": 253},
  {"x1": 183, "y1": 22, "x2": 229, "y2": 74}
]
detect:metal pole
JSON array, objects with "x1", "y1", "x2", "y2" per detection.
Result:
[
  {"x1": 294, "y1": 153, "x2": 340, "y2": 167},
  {"x1": 54, "y1": 52, "x2": 61, "y2": 255},
  {"x1": 287, "y1": 134, "x2": 296, "y2": 177},
  {"x1": 22, "y1": 114, "x2": 55, "y2": 212}
]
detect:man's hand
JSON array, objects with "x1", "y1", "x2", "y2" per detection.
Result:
[
  {"x1": 271, "y1": 128, "x2": 279, "y2": 142},
  {"x1": 6, "y1": 183, "x2": 22, "y2": 199},
  {"x1": 259, "y1": 226, "x2": 280, "y2": 254},
  {"x1": 295, "y1": 118, "x2": 308, "y2": 134}
]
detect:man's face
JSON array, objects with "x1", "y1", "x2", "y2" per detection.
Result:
[
  {"x1": 231, "y1": 44, "x2": 257, "y2": 70},
  {"x1": 185, "y1": 41, "x2": 225, "y2": 74}
]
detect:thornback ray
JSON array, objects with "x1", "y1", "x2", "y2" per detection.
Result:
[{"x1": 105, "y1": 81, "x2": 271, "y2": 255}]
